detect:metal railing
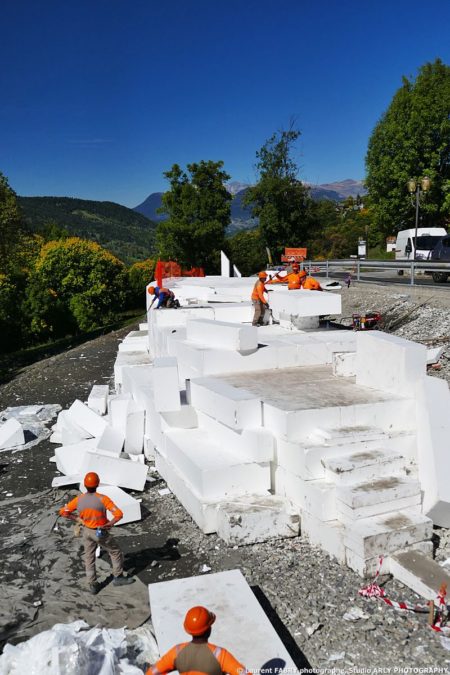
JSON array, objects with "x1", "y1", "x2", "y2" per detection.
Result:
[{"x1": 300, "y1": 259, "x2": 450, "y2": 286}]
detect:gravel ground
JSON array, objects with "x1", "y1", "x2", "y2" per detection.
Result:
[{"x1": 2, "y1": 287, "x2": 450, "y2": 670}]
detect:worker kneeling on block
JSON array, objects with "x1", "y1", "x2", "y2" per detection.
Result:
[
  {"x1": 59, "y1": 472, "x2": 135, "y2": 595},
  {"x1": 251, "y1": 271, "x2": 269, "y2": 326},
  {"x1": 147, "y1": 606, "x2": 248, "y2": 675},
  {"x1": 148, "y1": 285, "x2": 180, "y2": 309}
]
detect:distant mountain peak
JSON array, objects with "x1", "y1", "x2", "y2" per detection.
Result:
[{"x1": 226, "y1": 181, "x2": 252, "y2": 195}]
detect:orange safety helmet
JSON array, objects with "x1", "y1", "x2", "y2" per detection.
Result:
[
  {"x1": 147, "y1": 286, "x2": 155, "y2": 295},
  {"x1": 84, "y1": 472, "x2": 100, "y2": 488},
  {"x1": 183, "y1": 606, "x2": 216, "y2": 636},
  {"x1": 258, "y1": 271, "x2": 268, "y2": 279}
]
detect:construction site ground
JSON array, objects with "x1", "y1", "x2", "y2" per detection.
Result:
[{"x1": 2, "y1": 282, "x2": 450, "y2": 668}]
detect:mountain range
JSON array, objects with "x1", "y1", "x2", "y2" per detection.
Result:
[{"x1": 133, "y1": 179, "x2": 366, "y2": 233}]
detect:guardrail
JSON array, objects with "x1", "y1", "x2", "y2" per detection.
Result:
[{"x1": 300, "y1": 259, "x2": 450, "y2": 286}]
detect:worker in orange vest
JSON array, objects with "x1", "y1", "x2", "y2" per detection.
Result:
[
  {"x1": 146, "y1": 606, "x2": 247, "y2": 675},
  {"x1": 287, "y1": 267, "x2": 306, "y2": 290},
  {"x1": 148, "y1": 285, "x2": 179, "y2": 309},
  {"x1": 301, "y1": 275, "x2": 323, "y2": 291},
  {"x1": 59, "y1": 472, "x2": 135, "y2": 595},
  {"x1": 251, "y1": 271, "x2": 269, "y2": 326}
]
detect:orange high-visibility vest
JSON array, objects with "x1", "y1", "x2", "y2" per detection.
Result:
[
  {"x1": 147, "y1": 642, "x2": 247, "y2": 675},
  {"x1": 251, "y1": 280, "x2": 267, "y2": 303},
  {"x1": 60, "y1": 492, "x2": 123, "y2": 529}
]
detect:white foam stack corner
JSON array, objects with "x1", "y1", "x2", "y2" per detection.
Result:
[
  {"x1": 151, "y1": 357, "x2": 181, "y2": 412},
  {"x1": 87, "y1": 385, "x2": 109, "y2": 415}
]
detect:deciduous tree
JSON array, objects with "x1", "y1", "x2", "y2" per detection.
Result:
[
  {"x1": 244, "y1": 128, "x2": 312, "y2": 259},
  {"x1": 366, "y1": 59, "x2": 450, "y2": 237},
  {"x1": 157, "y1": 161, "x2": 231, "y2": 272}
]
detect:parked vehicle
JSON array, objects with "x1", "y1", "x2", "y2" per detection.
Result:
[
  {"x1": 428, "y1": 234, "x2": 450, "y2": 282},
  {"x1": 395, "y1": 227, "x2": 447, "y2": 275}
]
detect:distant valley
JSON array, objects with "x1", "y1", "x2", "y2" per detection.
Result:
[{"x1": 134, "y1": 179, "x2": 366, "y2": 233}]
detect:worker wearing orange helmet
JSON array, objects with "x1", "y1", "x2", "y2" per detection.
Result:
[
  {"x1": 147, "y1": 606, "x2": 247, "y2": 675},
  {"x1": 267, "y1": 263, "x2": 305, "y2": 290},
  {"x1": 251, "y1": 271, "x2": 269, "y2": 326},
  {"x1": 59, "y1": 472, "x2": 135, "y2": 595},
  {"x1": 148, "y1": 285, "x2": 179, "y2": 309}
]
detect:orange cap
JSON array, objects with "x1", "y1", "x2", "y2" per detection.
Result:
[
  {"x1": 183, "y1": 606, "x2": 216, "y2": 636},
  {"x1": 258, "y1": 271, "x2": 268, "y2": 279},
  {"x1": 84, "y1": 472, "x2": 100, "y2": 488},
  {"x1": 148, "y1": 286, "x2": 155, "y2": 295}
]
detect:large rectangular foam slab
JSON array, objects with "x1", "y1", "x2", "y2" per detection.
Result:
[
  {"x1": 163, "y1": 429, "x2": 270, "y2": 499},
  {"x1": 81, "y1": 450, "x2": 148, "y2": 491},
  {"x1": 188, "y1": 377, "x2": 261, "y2": 430},
  {"x1": 149, "y1": 569, "x2": 297, "y2": 670},
  {"x1": 186, "y1": 318, "x2": 258, "y2": 354},
  {"x1": 55, "y1": 439, "x2": 97, "y2": 475},
  {"x1": 87, "y1": 385, "x2": 109, "y2": 416},
  {"x1": 151, "y1": 357, "x2": 181, "y2": 412},
  {"x1": 67, "y1": 399, "x2": 108, "y2": 437}
]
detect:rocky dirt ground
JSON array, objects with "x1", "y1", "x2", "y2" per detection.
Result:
[{"x1": 2, "y1": 283, "x2": 450, "y2": 670}]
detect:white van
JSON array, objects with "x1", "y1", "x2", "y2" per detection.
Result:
[{"x1": 395, "y1": 227, "x2": 447, "y2": 262}]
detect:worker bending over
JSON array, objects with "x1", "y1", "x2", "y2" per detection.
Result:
[
  {"x1": 251, "y1": 271, "x2": 269, "y2": 326},
  {"x1": 148, "y1": 285, "x2": 180, "y2": 309},
  {"x1": 147, "y1": 606, "x2": 248, "y2": 675},
  {"x1": 59, "y1": 472, "x2": 135, "y2": 595},
  {"x1": 302, "y1": 275, "x2": 323, "y2": 291}
]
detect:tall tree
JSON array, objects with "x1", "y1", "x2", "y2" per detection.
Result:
[
  {"x1": 243, "y1": 128, "x2": 312, "y2": 259},
  {"x1": 366, "y1": 59, "x2": 450, "y2": 237},
  {"x1": 157, "y1": 160, "x2": 231, "y2": 272},
  {"x1": 0, "y1": 172, "x2": 23, "y2": 273}
]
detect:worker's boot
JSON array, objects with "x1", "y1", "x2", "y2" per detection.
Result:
[
  {"x1": 113, "y1": 574, "x2": 135, "y2": 586},
  {"x1": 88, "y1": 581, "x2": 100, "y2": 595}
]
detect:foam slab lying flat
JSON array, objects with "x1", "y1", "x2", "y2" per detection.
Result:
[
  {"x1": 187, "y1": 318, "x2": 258, "y2": 354},
  {"x1": 189, "y1": 377, "x2": 261, "y2": 430},
  {"x1": 55, "y1": 439, "x2": 97, "y2": 475},
  {"x1": 149, "y1": 569, "x2": 297, "y2": 670}
]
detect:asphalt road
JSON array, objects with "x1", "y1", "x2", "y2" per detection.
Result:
[{"x1": 318, "y1": 267, "x2": 450, "y2": 290}]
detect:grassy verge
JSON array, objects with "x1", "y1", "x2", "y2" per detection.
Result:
[{"x1": 0, "y1": 310, "x2": 145, "y2": 384}]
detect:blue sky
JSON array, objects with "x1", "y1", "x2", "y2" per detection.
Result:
[{"x1": 1, "y1": 0, "x2": 449, "y2": 207}]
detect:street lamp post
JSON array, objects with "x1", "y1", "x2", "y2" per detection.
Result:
[{"x1": 407, "y1": 176, "x2": 431, "y2": 260}]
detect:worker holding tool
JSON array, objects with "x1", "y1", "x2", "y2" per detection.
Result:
[
  {"x1": 148, "y1": 285, "x2": 179, "y2": 309},
  {"x1": 59, "y1": 472, "x2": 135, "y2": 595},
  {"x1": 146, "y1": 606, "x2": 248, "y2": 675},
  {"x1": 251, "y1": 271, "x2": 269, "y2": 326},
  {"x1": 267, "y1": 263, "x2": 305, "y2": 290}
]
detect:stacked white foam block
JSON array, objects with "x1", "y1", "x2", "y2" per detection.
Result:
[
  {"x1": 51, "y1": 389, "x2": 147, "y2": 521},
  {"x1": 186, "y1": 318, "x2": 258, "y2": 355},
  {"x1": 118, "y1": 330, "x2": 149, "y2": 353},
  {"x1": 269, "y1": 287, "x2": 341, "y2": 325}
]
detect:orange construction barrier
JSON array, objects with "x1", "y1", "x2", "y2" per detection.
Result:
[{"x1": 154, "y1": 261, "x2": 204, "y2": 287}]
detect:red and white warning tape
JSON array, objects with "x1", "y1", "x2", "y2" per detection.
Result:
[{"x1": 358, "y1": 556, "x2": 450, "y2": 634}]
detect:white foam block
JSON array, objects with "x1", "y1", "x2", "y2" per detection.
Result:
[
  {"x1": 124, "y1": 402, "x2": 145, "y2": 455},
  {"x1": 95, "y1": 425, "x2": 125, "y2": 455},
  {"x1": 149, "y1": 569, "x2": 297, "y2": 671},
  {"x1": 164, "y1": 429, "x2": 270, "y2": 499},
  {"x1": 332, "y1": 351, "x2": 357, "y2": 377},
  {"x1": 198, "y1": 411, "x2": 274, "y2": 463},
  {"x1": 57, "y1": 409, "x2": 93, "y2": 445},
  {"x1": 0, "y1": 418, "x2": 25, "y2": 449},
  {"x1": 81, "y1": 450, "x2": 148, "y2": 491},
  {"x1": 186, "y1": 318, "x2": 258, "y2": 354},
  {"x1": 269, "y1": 287, "x2": 341, "y2": 321},
  {"x1": 152, "y1": 357, "x2": 181, "y2": 412},
  {"x1": 55, "y1": 439, "x2": 97, "y2": 475},
  {"x1": 189, "y1": 377, "x2": 261, "y2": 430},
  {"x1": 80, "y1": 483, "x2": 141, "y2": 525},
  {"x1": 155, "y1": 451, "x2": 219, "y2": 533},
  {"x1": 216, "y1": 495, "x2": 299, "y2": 545},
  {"x1": 301, "y1": 512, "x2": 346, "y2": 563},
  {"x1": 355, "y1": 331, "x2": 426, "y2": 396},
  {"x1": 67, "y1": 399, "x2": 108, "y2": 438},
  {"x1": 416, "y1": 375, "x2": 450, "y2": 527},
  {"x1": 51, "y1": 474, "x2": 81, "y2": 487},
  {"x1": 87, "y1": 385, "x2": 109, "y2": 415},
  {"x1": 109, "y1": 394, "x2": 133, "y2": 435},
  {"x1": 114, "y1": 351, "x2": 152, "y2": 386}
]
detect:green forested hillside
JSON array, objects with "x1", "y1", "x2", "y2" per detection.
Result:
[{"x1": 18, "y1": 196, "x2": 157, "y2": 264}]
